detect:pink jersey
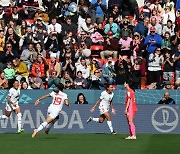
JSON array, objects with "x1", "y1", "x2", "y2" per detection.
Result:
[{"x1": 126, "y1": 88, "x2": 137, "y2": 112}]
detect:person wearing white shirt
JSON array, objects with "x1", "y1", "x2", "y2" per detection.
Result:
[
  {"x1": 79, "y1": 17, "x2": 96, "y2": 34},
  {"x1": 148, "y1": 17, "x2": 162, "y2": 35},
  {"x1": 162, "y1": 6, "x2": 175, "y2": 25},
  {"x1": 48, "y1": 17, "x2": 62, "y2": 34}
]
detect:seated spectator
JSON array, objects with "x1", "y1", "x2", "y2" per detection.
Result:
[
  {"x1": 63, "y1": 31, "x2": 76, "y2": 49},
  {"x1": 150, "y1": 0, "x2": 162, "y2": 13},
  {"x1": 100, "y1": 31, "x2": 118, "y2": 59},
  {"x1": 162, "y1": 6, "x2": 175, "y2": 26},
  {"x1": 34, "y1": 6, "x2": 49, "y2": 23},
  {"x1": 10, "y1": 6, "x2": 22, "y2": 25},
  {"x1": 174, "y1": 43, "x2": 180, "y2": 81},
  {"x1": 74, "y1": 71, "x2": 87, "y2": 89},
  {"x1": 12, "y1": 58, "x2": 29, "y2": 83},
  {"x1": 104, "y1": 16, "x2": 120, "y2": 39},
  {"x1": 76, "y1": 57, "x2": 90, "y2": 79},
  {"x1": 61, "y1": 52, "x2": 75, "y2": 78},
  {"x1": 175, "y1": 79, "x2": 180, "y2": 89},
  {"x1": 28, "y1": 75, "x2": 44, "y2": 89},
  {"x1": 47, "y1": 70, "x2": 60, "y2": 89},
  {"x1": 148, "y1": 16, "x2": 162, "y2": 35},
  {"x1": 32, "y1": 17, "x2": 47, "y2": 32},
  {"x1": 144, "y1": 26, "x2": 162, "y2": 55},
  {"x1": 102, "y1": 56, "x2": 116, "y2": 84},
  {"x1": 31, "y1": 54, "x2": 49, "y2": 79},
  {"x1": 47, "y1": 17, "x2": 62, "y2": 35},
  {"x1": 88, "y1": 69, "x2": 105, "y2": 90},
  {"x1": 34, "y1": 42, "x2": 46, "y2": 58},
  {"x1": 21, "y1": 80, "x2": 32, "y2": 89},
  {"x1": 162, "y1": 20, "x2": 175, "y2": 36},
  {"x1": 60, "y1": 43, "x2": 75, "y2": 61},
  {"x1": 77, "y1": 31, "x2": 92, "y2": 49},
  {"x1": 18, "y1": 5, "x2": 29, "y2": 20},
  {"x1": 60, "y1": 71, "x2": 74, "y2": 87},
  {"x1": 170, "y1": 27, "x2": 180, "y2": 53},
  {"x1": 3, "y1": 61, "x2": 15, "y2": 88},
  {"x1": 75, "y1": 93, "x2": 88, "y2": 104},
  {"x1": 158, "y1": 92, "x2": 176, "y2": 104},
  {"x1": 75, "y1": 41, "x2": 91, "y2": 63},
  {"x1": 161, "y1": 32, "x2": 172, "y2": 55},
  {"x1": 88, "y1": 58, "x2": 101, "y2": 75},
  {"x1": 0, "y1": 30, "x2": 5, "y2": 54},
  {"x1": 163, "y1": 81, "x2": 173, "y2": 89},
  {"x1": 163, "y1": 0, "x2": 175, "y2": 13},
  {"x1": 0, "y1": 71, "x2": 8, "y2": 89},
  {"x1": 0, "y1": 5, "x2": 9, "y2": 25},
  {"x1": 20, "y1": 43, "x2": 37, "y2": 71},
  {"x1": 150, "y1": 9, "x2": 162, "y2": 24}
]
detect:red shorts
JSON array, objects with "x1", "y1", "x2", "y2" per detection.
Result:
[{"x1": 126, "y1": 111, "x2": 136, "y2": 119}]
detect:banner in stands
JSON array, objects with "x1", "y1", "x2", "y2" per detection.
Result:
[{"x1": 0, "y1": 104, "x2": 179, "y2": 134}]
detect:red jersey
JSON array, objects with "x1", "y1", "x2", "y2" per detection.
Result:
[{"x1": 126, "y1": 88, "x2": 137, "y2": 112}]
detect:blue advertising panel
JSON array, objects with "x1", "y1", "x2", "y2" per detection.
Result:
[{"x1": 0, "y1": 104, "x2": 179, "y2": 134}]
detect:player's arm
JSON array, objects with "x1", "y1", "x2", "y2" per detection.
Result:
[
  {"x1": 34, "y1": 94, "x2": 51, "y2": 106},
  {"x1": 65, "y1": 99, "x2": 70, "y2": 107},
  {"x1": 110, "y1": 101, "x2": 116, "y2": 114},
  {"x1": 125, "y1": 98, "x2": 131, "y2": 115},
  {"x1": 7, "y1": 96, "x2": 16, "y2": 106},
  {"x1": 90, "y1": 99, "x2": 101, "y2": 112}
]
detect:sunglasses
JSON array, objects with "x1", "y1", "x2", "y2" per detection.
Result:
[{"x1": 7, "y1": 46, "x2": 12, "y2": 48}]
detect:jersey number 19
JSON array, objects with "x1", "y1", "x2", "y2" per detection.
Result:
[{"x1": 53, "y1": 97, "x2": 62, "y2": 105}]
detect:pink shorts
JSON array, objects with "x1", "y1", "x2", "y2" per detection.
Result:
[{"x1": 126, "y1": 110, "x2": 136, "y2": 119}]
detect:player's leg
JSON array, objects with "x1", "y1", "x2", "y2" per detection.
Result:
[
  {"x1": 15, "y1": 107, "x2": 24, "y2": 133},
  {"x1": 45, "y1": 115, "x2": 59, "y2": 134},
  {"x1": 0, "y1": 104, "x2": 12, "y2": 120},
  {"x1": 87, "y1": 114, "x2": 105, "y2": 123},
  {"x1": 32, "y1": 116, "x2": 54, "y2": 138},
  {"x1": 104, "y1": 112, "x2": 116, "y2": 134}
]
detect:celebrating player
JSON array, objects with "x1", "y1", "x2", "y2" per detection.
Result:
[
  {"x1": 32, "y1": 83, "x2": 69, "y2": 138},
  {"x1": 87, "y1": 84, "x2": 117, "y2": 134},
  {"x1": 0, "y1": 80, "x2": 24, "y2": 133},
  {"x1": 124, "y1": 81, "x2": 137, "y2": 140}
]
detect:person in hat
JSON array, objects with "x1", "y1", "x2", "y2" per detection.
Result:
[
  {"x1": 34, "y1": 6, "x2": 49, "y2": 22},
  {"x1": 144, "y1": 26, "x2": 162, "y2": 54},
  {"x1": 120, "y1": 20, "x2": 132, "y2": 38},
  {"x1": 100, "y1": 31, "x2": 118, "y2": 59}
]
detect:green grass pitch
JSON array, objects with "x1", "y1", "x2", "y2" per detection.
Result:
[{"x1": 0, "y1": 133, "x2": 179, "y2": 154}]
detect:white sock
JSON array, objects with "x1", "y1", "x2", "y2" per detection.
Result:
[
  {"x1": 0, "y1": 115, "x2": 8, "y2": 119},
  {"x1": 37, "y1": 122, "x2": 48, "y2": 132},
  {"x1": 17, "y1": 113, "x2": 22, "y2": 131},
  {"x1": 46, "y1": 119, "x2": 58, "y2": 130},
  {"x1": 92, "y1": 118, "x2": 99, "y2": 122},
  {"x1": 107, "y1": 121, "x2": 113, "y2": 133}
]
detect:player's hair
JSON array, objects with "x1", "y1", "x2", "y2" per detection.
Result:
[
  {"x1": 126, "y1": 78, "x2": 135, "y2": 91},
  {"x1": 57, "y1": 83, "x2": 64, "y2": 91},
  {"x1": 14, "y1": 80, "x2": 19, "y2": 83},
  {"x1": 104, "y1": 84, "x2": 111, "y2": 90}
]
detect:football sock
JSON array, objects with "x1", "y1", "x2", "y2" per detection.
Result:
[
  {"x1": 128, "y1": 123, "x2": 132, "y2": 136},
  {"x1": 17, "y1": 113, "x2": 22, "y2": 131},
  {"x1": 129, "y1": 122, "x2": 136, "y2": 136},
  {"x1": 46, "y1": 119, "x2": 58, "y2": 130},
  {"x1": 0, "y1": 115, "x2": 8, "y2": 119},
  {"x1": 37, "y1": 122, "x2": 48, "y2": 132},
  {"x1": 107, "y1": 121, "x2": 113, "y2": 133},
  {"x1": 92, "y1": 118, "x2": 99, "y2": 122}
]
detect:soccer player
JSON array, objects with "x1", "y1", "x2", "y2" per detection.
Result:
[
  {"x1": 87, "y1": 84, "x2": 117, "y2": 134},
  {"x1": 32, "y1": 83, "x2": 69, "y2": 138},
  {"x1": 0, "y1": 80, "x2": 24, "y2": 133},
  {"x1": 124, "y1": 81, "x2": 137, "y2": 140}
]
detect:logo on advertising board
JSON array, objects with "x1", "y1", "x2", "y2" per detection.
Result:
[{"x1": 152, "y1": 106, "x2": 179, "y2": 133}]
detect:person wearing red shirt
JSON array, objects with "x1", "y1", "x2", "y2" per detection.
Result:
[{"x1": 124, "y1": 81, "x2": 137, "y2": 140}]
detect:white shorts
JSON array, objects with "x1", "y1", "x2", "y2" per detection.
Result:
[
  {"x1": 5, "y1": 103, "x2": 20, "y2": 112},
  {"x1": 47, "y1": 105, "x2": 61, "y2": 119},
  {"x1": 99, "y1": 105, "x2": 109, "y2": 115}
]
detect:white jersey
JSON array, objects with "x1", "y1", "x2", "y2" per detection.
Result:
[
  {"x1": 49, "y1": 91, "x2": 68, "y2": 111},
  {"x1": 99, "y1": 91, "x2": 114, "y2": 108},
  {"x1": 8, "y1": 88, "x2": 20, "y2": 105}
]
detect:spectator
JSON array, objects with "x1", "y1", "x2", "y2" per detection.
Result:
[
  {"x1": 163, "y1": 50, "x2": 174, "y2": 82},
  {"x1": 174, "y1": 43, "x2": 180, "y2": 80},
  {"x1": 60, "y1": 71, "x2": 74, "y2": 87},
  {"x1": 144, "y1": 26, "x2": 162, "y2": 55},
  {"x1": 120, "y1": 21, "x2": 132, "y2": 38},
  {"x1": 32, "y1": 17, "x2": 47, "y2": 32},
  {"x1": 161, "y1": 32, "x2": 172, "y2": 54},
  {"x1": 12, "y1": 58, "x2": 29, "y2": 83},
  {"x1": 171, "y1": 27, "x2": 180, "y2": 53},
  {"x1": 0, "y1": 71, "x2": 8, "y2": 89},
  {"x1": 150, "y1": 0, "x2": 162, "y2": 13},
  {"x1": 162, "y1": 6, "x2": 175, "y2": 25},
  {"x1": 162, "y1": 20, "x2": 175, "y2": 36},
  {"x1": 20, "y1": 43, "x2": 37, "y2": 71},
  {"x1": 88, "y1": 58, "x2": 101, "y2": 75},
  {"x1": 77, "y1": 31, "x2": 92, "y2": 49},
  {"x1": 47, "y1": 17, "x2": 62, "y2": 35},
  {"x1": 18, "y1": 20, "x2": 28, "y2": 38},
  {"x1": 75, "y1": 93, "x2": 88, "y2": 104},
  {"x1": 76, "y1": 57, "x2": 90, "y2": 79},
  {"x1": 18, "y1": 5, "x2": 29, "y2": 20},
  {"x1": 147, "y1": 47, "x2": 164, "y2": 84},
  {"x1": 158, "y1": 92, "x2": 176, "y2": 104},
  {"x1": 10, "y1": 6, "x2": 22, "y2": 25},
  {"x1": 102, "y1": 56, "x2": 116, "y2": 84},
  {"x1": 21, "y1": 81, "x2": 32, "y2": 89},
  {"x1": 163, "y1": 0, "x2": 175, "y2": 13},
  {"x1": 90, "y1": 0, "x2": 107, "y2": 24},
  {"x1": 100, "y1": 31, "x2": 118, "y2": 59},
  {"x1": 48, "y1": 0, "x2": 62, "y2": 20},
  {"x1": 150, "y1": 9, "x2": 162, "y2": 24},
  {"x1": 31, "y1": 54, "x2": 49, "y2": 79},
  {"x1": 148, "y1": 17, "x2": 162, "y2": 35},
  {"x1": 109, "y1": 4, "x2": 121, "y2": 24},
  {"x1": 3, "y1": 61, "x2": 15, "y2": 88},
  {"x1": 0, "y1": 30, "x2": 5, "y2": 54},
  {"x1": 47, "y1": 70, "x2": 60, "y2": 89},
  {"x1": 175, "y1": 79, "x2": 180, "y2": 89},
  {"x1": 63, "y1": 31, "x2": 76, "y2": 49},
  {"x1": 28, "y1": 75, "x2": 44, "y2": 89},
  {"x1": 0, "y1": 5, "x2": 9, "y2": 25},
  {"x1": 74, "y1": 70, "x2": 87, "y2": 89},
  {"x1": 34, "y1": 6, "x2": 49, "y2": 23},
  {"x1": 34, "y1": 42, "x2": 46, "y2": 58},
  {"x1": 104, "y1": 16, "x2": 120, "y2": 39}
]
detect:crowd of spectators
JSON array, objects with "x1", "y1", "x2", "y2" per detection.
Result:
[{"x1": 0, "y1": 0, "x2": 180, "y2": 90}]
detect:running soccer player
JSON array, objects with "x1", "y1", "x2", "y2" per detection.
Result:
[
  {"x1": 87, "y1": 84, "x2": 117, "y2": 134},
  {"x1": 124, "y1": 81, "x2": 137, "y2": 140},
  {"x1": 32, "y1": 83, "x2": 69, "y2": 138},
  {"x1": 0, "y1": 80, "x2": 24, "y2": 133}
]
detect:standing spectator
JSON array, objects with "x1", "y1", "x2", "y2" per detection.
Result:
[
  {"x1": 0, "y1": 5, "x2": 9, "y2": 25},
  {"x1": 109, "y1": 4, "x2": 121, "y2": 24},
  {"x1": 0, "y1": 71, "x2": 8, "y2": 89},
  {"x1": 174, "y1": 43, "x2": 180, "y2": 80},
  {"x1": 162, "y1": 6, "x2": 175, "y2": 25},
  {"x1": 47, "y1": 17, "x2": 62, "y2": 35},
  {"x1": 104, "y1": 16, "x2": 120, "y2": 39},
  {"x1": 162, "y1": 20, "x2": 175, "y2": 36},
  {"x1": 18, "y1": 20, "x2": 28, "y2": 38},
  {"x1": 75, "y1": 93, "x2": 88, "y2": 104},
  {"x1": 148, "y1": 17, "x2": 162, "y2": 35},
  {"x1": 21, "y1": 81, "x2": 32, "y2": 89},
  {"x1": 163, "y1": 50, "x2": 174, "y2": 82},
  {"x1": 0, "y1": 30, "x2": 5, "y2": 54},
  {"x1": 144, "y1": 26, "x2": 162, "y2": 55},
  {"x1": 74, "y1": 71, "x2": 87, "y2": 89},
  {"x1": 147, "y1": 47, "x2": 164, "y2": 84},
  {"x1": 90, "y1": 0, "x2": 107, "y2": 24},
  {"x1": 76, "y1": 57, "x2": 90, "y2": 79},
  {"x1": 12, "y1": 58, "x2": 29, "y2": 83},
  {"x1": 100, "y1": 31, "x2": 118, "y2": 59}
]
